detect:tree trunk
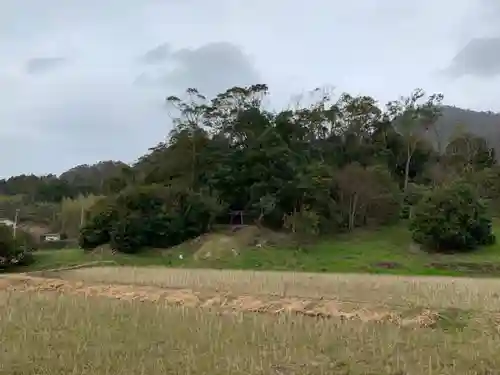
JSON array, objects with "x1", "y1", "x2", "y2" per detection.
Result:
[
  {"x1": 290, "y1": 206, "x2": 297, "y2": 233},
  {"x1": 404, "y1": 143, "x2": 413, "y2": 191},
  {"x1": 191, "y1": 139, "x2": 196, "y2": 187},
  {"x1": 348, "y1": 194, "x2": 358, "y2": 231}
]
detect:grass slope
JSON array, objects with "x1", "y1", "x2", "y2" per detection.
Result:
[{"x1": 18, "y1": 220, "x2": 500, "y2": 277}]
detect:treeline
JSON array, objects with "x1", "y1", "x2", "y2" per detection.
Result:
[
  {"x1": 76, "y1": 84, "x2": 499, "y2": 253},
  {"x1": 0, "y1": 161, "x2": 128, "y2": 202},
  {"x1": 0, "y1": 161, "x2": 125, "y2": 239},
  {"x1": 0, "y1": 194, "x2": 102, "y2": 239},
  {"x1": 1, "y1": 83, "x2": 499, "y2": 260}
]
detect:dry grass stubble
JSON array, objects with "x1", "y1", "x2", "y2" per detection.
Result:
[
  {"x1": 56, "y1": 266, "x2": 500, "y2": 310},
  {"x1": 0, "y1": 274, "x2": 436, "y2": 326},
  {"x1": 2, "y1": 267, "x2": 500, "y2": 374},
  {"x1": 1, "y1": 290, "x2": 500, "y2": 375}
]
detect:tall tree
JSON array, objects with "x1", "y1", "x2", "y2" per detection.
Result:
[{"x1": 386, "y1": 88, "x2": 443, "y2": 191}]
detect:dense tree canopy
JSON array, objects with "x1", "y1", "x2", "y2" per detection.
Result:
[
  {"x1": 2, "y1": 83, "x2": 500, "y2": 253},
  {"x1": 410, "y1": 182, "x2": 495, "y2": 251}
]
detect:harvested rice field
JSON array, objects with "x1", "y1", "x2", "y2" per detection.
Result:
[{"x1": 2, "y1": 266, "x2": 500, "y2": 374}]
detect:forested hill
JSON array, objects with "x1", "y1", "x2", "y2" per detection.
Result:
[
  {"x1": 0, "y1": 161, "x2": 128, "y2": 202},
  {"x1": 0, "y1": 99, "x2": 498, "y2": 203},
  {"x1": 0, "y1": 84, "x2": 499, "y2": 239},
  {"x1": 436, "y1": 106, "x2": 500, "y2": 152},
  {"x1": 0, "y1": 100, "x2": 499, "y2": 203}
]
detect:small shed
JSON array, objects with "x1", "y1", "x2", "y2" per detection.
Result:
[{"x1": 41, "y1": 233, "x2": 61, "y2": 242}]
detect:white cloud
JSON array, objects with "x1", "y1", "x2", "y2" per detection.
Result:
[{"x1": 0, "y1": 0, "x2": 499, "y2": 177}]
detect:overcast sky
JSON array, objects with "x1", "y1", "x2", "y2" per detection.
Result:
[{"x1": 1, "y1": 0, "x2": 500, "y2": 177}]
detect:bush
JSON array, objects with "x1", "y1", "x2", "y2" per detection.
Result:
[
  {"x1": 335, "y1": 163, "x2": 402, "y2": 230},
  {"x1": 0, "y1": 224, "x2": 16, "y2": 259},
  {"x1": 410, "y1": 182, "x2": 495, "y2": 252},
  {"x1": 283, "y1": 206, "x2": 320, "y2": 236},
  {"x1": 14, "y1": 228, "x2": 38, "y2": 251},
  {"x1": 109, "y1": 213, "x2": 145, "y2": 254},
  {"x1": 78, "y1": 197, "x2": 119, "y2": 250},
  {"x1": 79, "y1": 185, "x2": 226, "y2": 253},
  {"x1": 401, "y1": 183, "x2": 429, "y2": 219},
  {"x1": 0, "y1": 224, "x2": 34, "y2": 270}
]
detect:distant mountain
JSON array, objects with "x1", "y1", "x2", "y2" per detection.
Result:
[
  {"x1": 59, "y1": 161, "x2": 128, "y2": 192},
  {"x1": 433, "y1": 106, "x2": 500, "y2": 153}
]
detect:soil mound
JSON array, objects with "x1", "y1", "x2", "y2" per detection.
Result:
[{"x1": 193, "y1": 225, "x2": 290, "y2": 260}]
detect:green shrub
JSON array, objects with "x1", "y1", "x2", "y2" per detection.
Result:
[
  {"x1": 283, "y1": 206, "x2": 320, "y2": 236},
  {"x1": 0, "y1": 224, "x2": 16, "y2": 259},
  {"x1": 410, "y1": 182, "x2": 495, "y2": 252},
  {"x1": 78, "y1": 198, "x2": 119, "y2": 250},
  {"x1": 14, "y1": 228, "x2": 38, "y2": 252},
  {"x1": 79, "y1": 185, "x2": 226, "y2": 253},
  {"x1": 401, "y1": 183, "x2": 429, "y2": 219},
  {"x1": 109, "y1": 213, "x2": 145, "y2": 254},
  {"x1": 0, "y1": 224, "x2": 34, "y2": 270}
]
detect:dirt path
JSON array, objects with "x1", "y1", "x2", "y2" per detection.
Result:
[{"x1": 0, "y1": 273, "x2": 437, "y2": 327}]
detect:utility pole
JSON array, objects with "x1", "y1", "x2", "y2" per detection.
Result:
[
  {"x1": 80, "y1": 204, "x2": 85, "y2": 228},
  {"x1": 13, "y1": 208, "x2": 20, "y2": 239}
]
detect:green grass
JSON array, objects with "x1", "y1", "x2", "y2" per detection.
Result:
[
  {"x1": 217, "y1": 224, "x2": 500, "y2": 276},
  {"x1": 20, "y1": 248, "x2": 174, "y2": 271},
  {"x1": 16, "y1": 220, "x2": 500, "y2": 277}
]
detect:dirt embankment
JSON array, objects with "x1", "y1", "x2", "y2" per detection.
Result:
[{"x1": 0, "y1": 273, "x2": 437, "y2": 327}]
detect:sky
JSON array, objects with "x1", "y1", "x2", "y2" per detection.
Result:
[{"x1": 1, "y1": 0, "x2": 500, "y2": 177}]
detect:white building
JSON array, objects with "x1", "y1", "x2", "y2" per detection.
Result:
[{"x1": 0, "y1": 219, "x2": 15, "y2": 227}]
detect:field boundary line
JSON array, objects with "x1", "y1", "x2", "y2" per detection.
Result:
[
  {"x1": 24, "y1": 260, "x2": 119, "y2": 276},
  {"x1": 0, "y1": 273, "x2": 442, "y2": 327}
]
